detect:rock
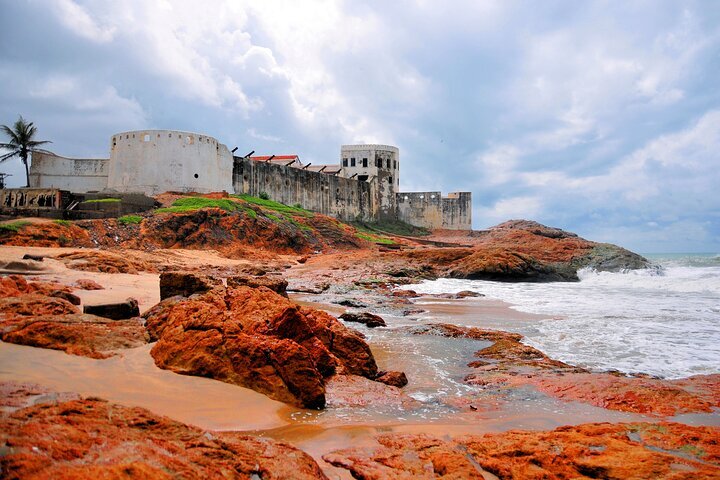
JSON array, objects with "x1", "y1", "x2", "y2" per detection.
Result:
[
  {"x1": 454, "y1": 290, "x2": 483, "y2": 298},
  {"x1": 0, "y1": 222, "x2": 93, "y2": 248},
  {"x1": 297, "y1": 255, "x2": 309, "y2": 264},
  {"x1": 0, "y1": 314, "x2": 148, "y2": 359},
  {"x1": 227, "y1": 273, "x2": 288, "y2": 296},
  {"x1": 144, "y1": 286, "x2": 378, "y2": 408},
  {"x1": 374, "y1": 371, "x2": 408, "y2": 388},
  {"x1": 159, "y1": 271, "x2": 222, "y2": 300},
  {"x1": 0, "y1": 275, "x2": 74, "y2": 299},
  {"x1": 324, "y1": 423, "x2": 720, "y2": 479},
  {"x1": 335, "y1": 298, "x2": 368, "y2": 308},
  {"x1": 74, "y1": 278, "x2": 104, "y2": 290},
  {"x1": 0, "y1": 387, "x2": 328, "y2": 479},
  {"x1": 48, "y1": 290, "x2": 81, "y2": 305},
  {"x1": 339, "y1": 312, "x2": 386, "y2": 328},
  {"x1": 0, "y1": 294, "x2": 79, "y2": 318},
  {"x1": 391, "y1": 289, "x2": 418, "y2": 298},
  {"x1": 21, "y1": 253, "x2": 44, "y2": 261},
  {"x1": 83, "y1": 297, "x2": 139, "y2": 320},
  {"x1": 53, "y1": 250, "x2": 155, "y2": 274},
  {"x1": 448, "y1": 246, "x2": 580, "y2": 282}
]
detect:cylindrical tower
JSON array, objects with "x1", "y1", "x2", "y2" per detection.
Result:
[{"x1": 107, "y1": 130, "x2": 234, "y2": 195}]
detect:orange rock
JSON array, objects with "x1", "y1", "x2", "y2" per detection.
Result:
[
  {"x1": 0, "y1": 384, "x2": 327, "y2": 479},
  {"x1": 0, "y1": 294, "x2": 79, "y2": 318},
  {"x1": 53, "y1": 251, "x2": 156, "y2": 274},
  {"x1": 74, "y1": 278, "x2": 104, "y2": 290},
  {"x1": 325, "y1": 422, "x2": 720, "y2": 479},
  {"x1": 0, "y1": 314, "x2": 148, "y2": 359},
  {"x1": 0, "y1": 222, "x2": 93, "y2": 248},
  {"x1": 144, "y1": 286, "x2": 378, "y2": 408}
]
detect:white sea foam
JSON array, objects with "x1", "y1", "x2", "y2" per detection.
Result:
[{"x1": 403, "y1": 254, "x2": 720, "y2": 379}]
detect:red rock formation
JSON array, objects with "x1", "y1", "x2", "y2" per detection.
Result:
[
  {"x1": 0, "y1": 384, "x2": 327, "y2": 479},
  {"x1": 0, "y1": 274, "x2": 74, "y2": 299},
  {"x1": 145, "y1": 286, "x2": 378, "y2": 408},
  {"x1": 324, "y1": 422, "x2": 720, "y2": 479},
  {"x1": 159, "y1": 271, "x2": 223, "y2": 299},
  {"x1": 374, "y1": 371, "x2": 409, "y2": 388},
  {"x1": 227, "y1": 273, "x2": 288, "y2": 296},
  {"x1": 0, "y1": 222, "x2": 93, "y2": 248},
  {"x1": 74, "y1": 278, "x2": 104, "y2": 290},
  {"x1": 0, "y1": 314, "x2": 148, "y2": 359},
  {"x1": 0, "y1": 294, "x2": 79, "y2": 318}
]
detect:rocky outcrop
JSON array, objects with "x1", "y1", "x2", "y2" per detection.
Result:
[
  {"x1": 0, "y1": 314, "x2": 148, "y2": 359},
  {"x1": 324, "y1": 423, "x2": 720, "y2": 479},
  {"x1": 83, "y1": 298, "x2": 140, "y2": 320},
  {"x1": 144, "y1": 286, "x2": 378, "y2": 408},
  {"x1": 159, "y1": 271, "x2": 222, "y2": 300},
  {"x1": 74, "y1": 278, "x2": 104, "y2": 290},
  {"x1": 0, "y1": 383, "x2": 327, "y2": 479},
  {"x1": 0, "y1": 221, "x2": 93, "y2": 248},
  {"x1": 339, "y1": 311, "x2": 387, "y2": 328},
  {"x1": 0, "y1": 294, "x2": 79, "y2": 318}
]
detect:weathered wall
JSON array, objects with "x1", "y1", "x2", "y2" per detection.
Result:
[
  {"x1": 232, "y1": 157, "x2": 375, "y2": 222},
  {"x1": 441, "y1": 192, "x2": 472, "y2": 230},
  {"x1": 0, "y1": 188, "x2": 66, "y2": 210},
  {"x1": 396, "y1": 192, "x2": 443, "y2": 229},
  {"x1": 397, "y1": 191, "x2": 472, "y2": 230},
  {"x1": 29, "y1": 152, "x2": 108, "y2": 193},
  {"x1": 107, "y1": 130, "x2": 234, "y2": 195}
]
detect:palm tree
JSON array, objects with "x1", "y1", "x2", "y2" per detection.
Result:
[{"x1": 0, "y1": 115, "x2": 52, "y2": 188}]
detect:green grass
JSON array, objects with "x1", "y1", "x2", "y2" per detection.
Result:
[
  {"x1": 0, "y1": 220, "x2": 30, "y2": 232},
  {"x1": 679, "y1": 444, "x2": 706, "y2": 458},
  {"x1": 233, "y1": 194, "x2": 313, "y2": 217},
  {"x1": 155, "y1": 197, "x2": 244, "y2": 214},
  {"x1": 53, "y1": 219, "x2": 72, "y2": 227},
  {"x1": 118, "y1": 215, "x2": 143, "y2": 225},
  {"x1": 356, "y1": 231, "x2": 396, "y2": 245},
  {"x1": 354, "y1": 219, "x2": 430, "y2": 237},
  {"x1": 83, "y1": 197, "x2": 121, "y2": 203}
]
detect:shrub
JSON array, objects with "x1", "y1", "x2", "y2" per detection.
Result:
[
  {"x1": 259, "y1": 191, "x2": 270, "y2": 200},
  {"x1": 118, "y1": 215, "x2": 143, "y2": 225},
  {"x1": 83, "y1": 197, "x2": 121, "y2": 203},
  {"x1": 155, "y1": 197, "x2": 243, "y2": 214},
  {"x1": 53, "y1": 219, "x2": 72, "y2": 227}
]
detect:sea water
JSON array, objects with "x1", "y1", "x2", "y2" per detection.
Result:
[{"x1": 404, "y1": 254, "x2": 720, "y2": 380}]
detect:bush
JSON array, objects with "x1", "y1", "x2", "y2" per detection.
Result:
[
  {"x1": 83, "y1": 197, "x2": 121, "y2": 203},
  {"x1": 118, "y1": 215, "x2": 143, "y2": 225},
  {"x1": 155, "y1": 197, "x2": 243, "y2": 214},
  {"x1": 292, "y1": 203, "x2": 302, "y2": 209},
  {"x1": 53, "y1": 219, "x2": 72, "y2": 227},
  {"x1": 259, "y1": 191, "x2": 270, "y2": 200}
]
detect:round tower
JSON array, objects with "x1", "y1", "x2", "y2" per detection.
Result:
[{"x1": 107, "y1": 130, "x2": 234, "y2": 195}]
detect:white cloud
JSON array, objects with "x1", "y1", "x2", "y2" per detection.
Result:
[{"x1": 48, "y1": 0, "x2": 116, "y2": 43}]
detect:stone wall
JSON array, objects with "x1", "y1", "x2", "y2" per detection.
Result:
[
  {"x1": 29, "y1": 152, "x2": 108, "y2": 193},
  {"x1": 397, "y1": 191, "x2": 472, "y2": 230},
  {"x1": 107, "y1": 130, "x2": 234, "y2": 195},
  {"x1": 396, "y1": 192, "x2": 443, "y2": 229},
  {"x1": 232, "y1": 157, "x2": 375, "y2": 222},
  {"x1": 441, "y1": 192, "x2": 472, "y2": 230}
]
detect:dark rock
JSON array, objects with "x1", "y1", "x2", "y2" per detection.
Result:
[
  {"x1": 83, "y1": 298, "x2": 139, "y2": 320},
  {"x1": 455, "y1": 290, "x2": 484, "y2": 298},
  {"x1": 335, "y1": 298, "x2": 368, "y2": 308},
  {"x1": 159, "y1": 271, "x2": 222, "y2": 300},
  {"x1": 375, "y1": 371, "x2": 408, "y2": 388},
  {"x1": 21, "y1": 254, "x2": 44, "y2": 262},
  {"x1": 339, "y1": 312, "x2": 386, "y2": 328}
]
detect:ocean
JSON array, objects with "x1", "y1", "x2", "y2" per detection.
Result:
[{"x1": 404, "y1": 253, "x2": 720, "y2": 380}]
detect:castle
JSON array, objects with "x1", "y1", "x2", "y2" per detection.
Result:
[{"x1": 23, "y1": 129, "x2": 472, "y2": 230}]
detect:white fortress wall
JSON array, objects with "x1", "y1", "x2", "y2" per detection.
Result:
[
  {"x1": 29, "y1": 152, "x2": 109, "y2": 193},
  {"x1": 107, "y1": 130, "x2": 234, "y2": 195}
]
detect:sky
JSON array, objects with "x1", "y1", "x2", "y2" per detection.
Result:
[{"x1": 0, "y1": 0, "x2": 719, "y2": 253}]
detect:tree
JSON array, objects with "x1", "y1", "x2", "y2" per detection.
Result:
[{"x1": 0, "y1": 115, "x2": 51, "y2": 188}]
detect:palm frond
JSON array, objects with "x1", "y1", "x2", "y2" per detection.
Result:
[{"x1": 0, "y1": 151, "x2": 18, "y2": 162}]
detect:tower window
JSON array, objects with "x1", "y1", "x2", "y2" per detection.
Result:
[
  {"x1": 351, "y1": 157, "x2": 356, "y2": 167},
  {"x1": 388, "y1": 176, "x2": 393, "y2": 184},
  {"x1": 394, "y1": 160, "x2": 397, "y2": 169},
  {"x1": 386, "y1": 158, "x2": 391, "y2": 168},
  {"x1": 376, "y1": 157, "x2": 381, "y2": 168},
  {"x1": 343, "y1": 158, "x2": 348, "y2": 167},
  {"x1": 362, "y1": 157, "x2": 368, "y2": 168}
]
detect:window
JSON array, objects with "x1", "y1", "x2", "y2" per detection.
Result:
[
  {"x1": 350, "y1": 157, "x2": 356, "y2": 167},
  {"x1": 362, "y1": 157, "x2": 368, "y2": 168},
  {"x1": 376, "y1": 157, "x2": 382, "y2": 168},
  {"x1": 343, "y1": 158, "x2": 348, "y2": 167},
  {"x1": 143, "y1": 134, "x2": 150, "y2": 142},
  {"x1": 389, "y1": 176, "x2": 393, "y2": 184},
  {"x1": 386, "y1": 158, "x2": 391, "y2": 168},
  {"x1": 358, "y1": 175, "x2": 368, "y2": 182},
  {"x1": 394, "y1": 160, "x2": 397, "y2": 169}
]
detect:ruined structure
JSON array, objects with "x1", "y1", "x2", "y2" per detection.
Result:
[{"x1": 19, "y1": 129, "x2": 472, "y2": 229}]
